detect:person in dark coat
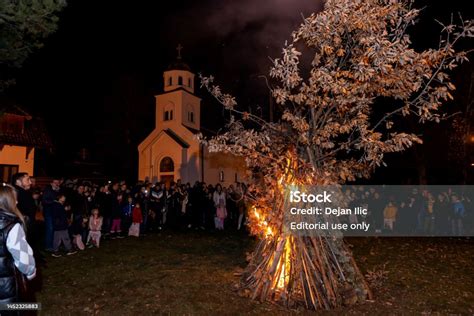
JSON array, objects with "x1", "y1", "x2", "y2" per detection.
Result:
[
  {"x1": 51, "y1": 194, "x2": 76, "y2": 257},
  {"x1": 11, "y1": 172, "x2": 45, "y2": 267},
  {"x1": 42, "y1": 178, "x2": 62, "y2": 251},
  {"x1": 100, "y1": 185, "x2": 114, "y2": 236},
  {"x1": 11, "y1": 173, "x2": 36, "y2": 228},
  {"x1": 69, "y1": 185, "x2": 89, "y2": 243},
  {"x1": 70, "y1": 185, "x2": 88, "y2": 218},
  {"x1": 434, "y1": 193, "x2": 450, "y2": 235},
  {"x1": 121, "y1": 196, "x2": 134, "y2": 236},
  {"x1": 110, "y1": 192, "x2": 123, "y2": 238},
  {"x1": 369, "y1": 191, "x2": 384, "y2": 233},
  {"x1": 189, "y1": 182, "x2": 203, "y2": 229}
]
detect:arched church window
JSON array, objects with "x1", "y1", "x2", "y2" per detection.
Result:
[
  {"x1": 190, "y1": 112, "x2": 194, "y2": 123},
  {"x1": 168, "y1": 77, "x2": 172, "y2": 86},
  {"x1": 188, "y1": 78, "x2": 192, "y2": 87},
  {"x1": 160, "y1": 157, "x2": 174, "y2": 172},
  {"x1": 178, "y1": 76, "x2": 183, "y2": 85},
  {"x1": 219, "y1": 171, "x2": 224, "y2": 182},
  {"x1": 164, "y1": 103, "x2": 175, "y2": 121}
]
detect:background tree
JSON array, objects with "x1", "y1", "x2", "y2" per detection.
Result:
[
  {"x1": 448, "y1": 63, "x2": 474, "y2": 183},
  {"x1": 0, "y1": 0, "x2": 66, "y2": 92},
  {"x1": 200, "y1": 0, "x2": 473, "y2": 310}
]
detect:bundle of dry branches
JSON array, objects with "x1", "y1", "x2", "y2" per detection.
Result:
[{"x1": 199, "y1": 0, "x2": 473, "y2": 310}]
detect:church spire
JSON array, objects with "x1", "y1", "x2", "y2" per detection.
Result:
[{"x1": 164, "y1": 45, "x2": 194, "y2": 93}]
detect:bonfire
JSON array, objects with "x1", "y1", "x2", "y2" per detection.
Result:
[{"x1": 200, "y1": 0, "x2": 473, "y2": 310}]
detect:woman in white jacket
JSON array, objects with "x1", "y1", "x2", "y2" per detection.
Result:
[{"x1": 0, "y1": 183, "x2": 36, "y2": 304}]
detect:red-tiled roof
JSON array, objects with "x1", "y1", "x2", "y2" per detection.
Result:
[
  {"x1": 1, "y1": 105, "x2": 31, "y2": 117},
  {"x1": 0, "y1": 108, "x2": 52, "y2": 148}
]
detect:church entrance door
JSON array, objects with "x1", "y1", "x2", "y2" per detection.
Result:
[
  {"x1": 160, "y1": 175, "x2": 174, "y2": 185},
  {"x1": 158, "y1": 156, "x2": 175, "y2": 185}
]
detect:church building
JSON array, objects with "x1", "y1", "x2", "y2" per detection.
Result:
[{"x1": 138, "y1": 48, "x2": 246, "y2": 185}]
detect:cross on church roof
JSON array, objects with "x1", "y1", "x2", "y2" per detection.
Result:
[{"x1": 176, "y1": 44, "x2": 183, "y2": 59}]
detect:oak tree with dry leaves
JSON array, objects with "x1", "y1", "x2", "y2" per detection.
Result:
[{"x1": 199, "y1": 0, "x2": 473, "y2": 310}]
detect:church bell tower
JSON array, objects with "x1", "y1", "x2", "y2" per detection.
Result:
[{"x1": 155, "y1": 44, "x2": 201, "y2": 132}]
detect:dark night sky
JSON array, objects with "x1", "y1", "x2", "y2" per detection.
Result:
[{"x1": 6, "y1": 0, "x2": 473, "y2": 181}]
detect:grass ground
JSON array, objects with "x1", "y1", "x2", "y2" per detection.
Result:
[{"x1": 35, "y1": 231, "x2": 474, "y2": 315}]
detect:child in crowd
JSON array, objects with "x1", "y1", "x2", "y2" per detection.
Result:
[
  {"x1": 383, "y1": 200, "x2": 398, "y2": 231},
  {"x1": 72, "y1": 215, "x2": 87, "y2": 250},
  {"x1": 129, "y1": 202, "x2": 143, "y2": 237},
  {"x1": 110, "y1": 194, "x2": 123, "y2": 238},
  {"x1": 121, "y1": 196, "x2": 134, "y2": 236},
  {"x1": 52, "y1": 194, "x2": 77, "y2": 257},
  {"x1": 87, "y1": 208, "x2": 103, "y2": 247},
  {"x1": 213, "y1": 184, "x2": 227, "y2": 230}
]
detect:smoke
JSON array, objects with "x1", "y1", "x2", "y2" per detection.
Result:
[
  {"x1": 161, "y1": 0, "x2": 323, "y2": 76},
  {"x1": 205, "y1": 0, "x2": 322, "y2": 38},
  {"x1": 208, "y1": 0, "x2": 323, "y2": 73}
]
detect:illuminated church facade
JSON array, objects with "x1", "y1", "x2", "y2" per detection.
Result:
[{"x1": 138, "y1": 52, "x2": 246, "y2": 185}]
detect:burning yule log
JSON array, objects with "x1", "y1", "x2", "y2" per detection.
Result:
[
  {"x1": 199, "y1": 0, "x2": 472, "y2": 310},
  {"x1": 237, "y1": 164, "x2": 372, "y2": 309},
  {"x1": 239, "y1": 209, "x2": 372, "y2": 309},
  {"x1": 239, "y1": 232, "x2": 370, "y2": 309}
]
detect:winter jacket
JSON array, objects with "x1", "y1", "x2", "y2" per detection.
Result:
[
  {"x1": 52, "y1": 201, "x2": 69, "y2": 231},
  {"x1": 122, "y1": 203, "x2": 134, "y2": 218},
  {"x1": 70, "y1": 192, "x2": 88, "y2": 217},
  {"x1": 213, "y1": 191, "x2": 226, "y2": 208},
  {"x1": 0, "y1": 211, "x2": 19, "y2": 303},
  {"x1": 132, "y1": 206, "x2": 143, "y2": 224},
  {"x1": 383, "y1": 204, "x2": 398, "y2": 220},
  {"x1": 42, "y1": 185, "x2": 61, "y2": 216},
  {"x1": 89, "y1": 216, "x2": 103, "y2": 231},
  {"x1": 13, "y1": 185, "x2": 36, "y2": 223},
  {"x1": 453, "y1": 202, "x2": 465, "y2": 218}
]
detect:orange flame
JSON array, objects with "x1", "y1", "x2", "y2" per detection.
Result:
[
  {"x1": 276, "y1": 237, "x2": 292, "y2": 290},
  {"x1": 251, "y1": 155, "x2": 299, "y2": 291},
  {"x1": 252, "y1": 206, "x2": 273, "y2": 238}
]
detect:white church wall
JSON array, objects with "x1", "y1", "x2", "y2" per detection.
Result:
[
  {"x1": 155, "y1": 94, "x2": 183, "y2": 129},
  {"x1": 203, "y1": 150, "x2": 247, "y2": 186},
  {"x1": 163, "y1": 70, "x2": 195, "y2": 93},
  {"x1": 180, "y1": 92, "x2": 201, "y2": 131},
  {"x1": 184, "y1": 150, "x2": 201, "y2": 184},
  {"x1": 138, "y1": 147, "x2": 151, "y2": 181}
]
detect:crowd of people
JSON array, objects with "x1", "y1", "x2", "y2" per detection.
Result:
[
  {"x1": 339, "y1": 186, "x2": 473, "y2": 235},
  {"x1": 1, "y1": 172, "x2": 474, "y2": 305},
  {"x1": 11, "y1": 173, "x2": 250, "y2": 258},
  {"x1": 8, "y1": 173, "x2": 474, "y2": 260}
]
